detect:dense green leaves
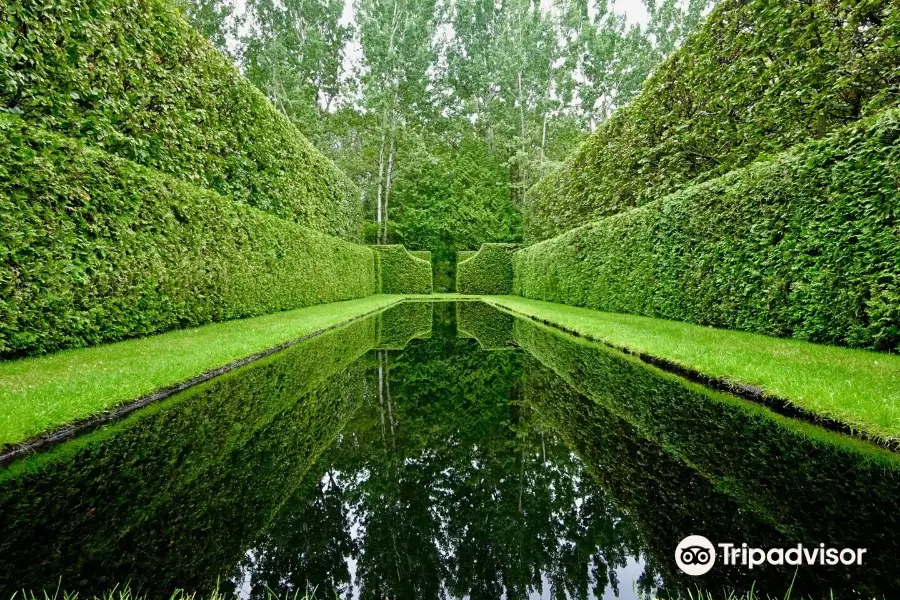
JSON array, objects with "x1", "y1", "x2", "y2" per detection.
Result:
[
  {"x1": 388, "y1": 134, "x2": 522, "y2": 290},
  {"x1": 372, "y1": 245, "x2": 433, "y2": 294},
  {"x1": 376, "y1": 302, "x2": 433, "y2": 349},
  {"x1": 456, "y1": 302, "x2": 515, "y2": 349},
  {"x1": 0, "y1": 317, "x2": 375, "y2": 594},
  {"x1": 242, "y1": 0, "x2": 348, "y2": 130},
  {"x1": 517, "y1": 318, "x2": 900, "y2": 598},
  {"x1": 0, "y1": 0, "x2": 362, "y2": 240},
  {"x1": 524, "y1": 0, "x2": 900, "y2": 242},
  {"x1": 0, "y1": 116, "x2": 375, "y2": 357},
  {"x1": 515, "y1": 109, "x2": 900, "y2": 351},
  {"x1": 456, "y1": 244, "x2": 519, "y2": 295},
  {"x1": 187, "y1": 0, "x2": 699, "y2": 282}
]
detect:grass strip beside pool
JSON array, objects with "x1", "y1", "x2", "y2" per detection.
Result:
[
  {"x1": 486, "y1": 296, "x2": 900, "y2": 442},
  {"x1": 0, "y1": 295, "x2": 404, "y2": 448}
]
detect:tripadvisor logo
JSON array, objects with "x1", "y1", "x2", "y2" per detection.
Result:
[
  {"x1": 675, "y1": 536, "x2": 867, "y2": 576},
  {"x1": 676, "y1": 535, "x2": 716, "y2": 576}
]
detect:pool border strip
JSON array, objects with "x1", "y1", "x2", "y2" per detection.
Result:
[
  {"x1": 0, "y1": 298, "x2": 406, "y2": 468},
  {"x1": 485, "y1": 299, "x2": 900, "y2": 453}
]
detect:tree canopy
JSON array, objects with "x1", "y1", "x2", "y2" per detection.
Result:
[{"x1": 180, "y1": 0, "x2": 709, "y2": 289}]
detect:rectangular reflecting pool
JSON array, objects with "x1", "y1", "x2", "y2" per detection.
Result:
[{"x1": 1, "y1": 301, "x2": 898, "y2": 599}]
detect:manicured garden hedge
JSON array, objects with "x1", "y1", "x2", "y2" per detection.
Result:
[
  {"x1": 518, "y1": 321, "x2": 900, "y2": 598},
  {"x1": 456, "y1": 244, "x2": 518, "y2": 295},
  {"x1": 457, "y1": 250, "x2": 477, "y2": 263},
  {"x1": 0, "y1": 0, "x2": 362, "y2": 240},
  {"x1": 514, "y1": 109, "x2": 900, "y2": 351},
  {"x1": 0, "y1": 116, "x2": 375, "y2": 357},
  {"x1": 409, "y1": 250, "x2": 432, "y2": 263},
  {"x1": 523, "y1": 0, "x2": 900, "y2": 242},
  {"x1": 0, "y1": 318, "x2": 373, "y2": 591},
  {"x1": 457, "y1": 302, "x2": 514, "y2": 349},
  {"x1": 375, "y1": 302, "x2": 433, "y2": 349},
  {"x1": 372, "y1": 245, "x2": 433, "y2": 294}
]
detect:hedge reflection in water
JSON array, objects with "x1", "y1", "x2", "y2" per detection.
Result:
[{"x1": 1, "y1": 302, "x2": 899, "y2": 600}]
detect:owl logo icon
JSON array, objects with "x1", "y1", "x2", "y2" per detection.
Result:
[{"x1": 676, "y1": 535, "x2": 716, "y2": 576}]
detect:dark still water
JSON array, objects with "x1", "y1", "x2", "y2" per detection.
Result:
[{"x1": 1, "y1": 302, "x2": 899, "y2": 600}]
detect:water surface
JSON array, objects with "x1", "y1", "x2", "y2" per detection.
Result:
[{"x1": 1, "y1": 301, "x2": 898, "y2": 599}]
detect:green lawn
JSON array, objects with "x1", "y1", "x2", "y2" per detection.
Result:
[
  {"x1": 5, "y1": 292, "x2": 899, "y2": 452},
  {"x1": 487, "y1": 296, "x2": 900, "y2": 442},
  {"x1": 0, "y1": 295, "x2": 404, "y2": 448}
]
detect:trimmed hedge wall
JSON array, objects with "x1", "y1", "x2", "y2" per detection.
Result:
[
  {"x1": 409, "y1": 250, "x2": 432, "y2": 263},
  {"x1": 0, "y1": 0, "x2": 362, "y2": 240},
  {"x1": 514, "y1": 109, "x2": 900, "y2": 351},
  {"x1": 0, "y1": 116, "x2": 375, "y2": 357},
  {"x1": 518, "y1": 321, "x2": 900, "y2": 597},
  {"x1": 371, "y1": 245, "x2": 433, "y2": 294},
  {"x1": 457, "y1": 301, "x2": 515, "y2": 349},
  {"x1": 456, "y1": 244, "x2": 518, "y2": 295},
  {"x1": 375, "y1": 302, "x2": 433, "y2": 349},
  {"x1": 457, "y1": 250, "x2": 477, "y2": 263},
  {"x1": 0, "y1": 317, "x2": 373, "y2": 593},
  {"x1": 524, "y1": 0, "x2": 900, "y2": 242}
]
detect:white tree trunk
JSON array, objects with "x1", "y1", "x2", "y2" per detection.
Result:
[
  {"x1": 376, "y1": 131, "x2": 387, "y2": 241},
  {"x1": 383, "y1": 134, "x2": 396, "y2": 244},
  {"x1": 540, "y1": 111, "x2": 548, "y2": 177}
]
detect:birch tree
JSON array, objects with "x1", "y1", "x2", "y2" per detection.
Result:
[
  {"x1": 356, "y1": 0, "x2": 438, "y2": 242},
  {"x1": 243, "y1": 0, "x2": 350, "y2": 135}
]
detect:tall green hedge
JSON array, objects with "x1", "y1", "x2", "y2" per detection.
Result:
[
  {"x1": 457, "y1": 301, "x2": 515, "y2": 349},
  {"x1": 517, "y1": 319, "x2": 900, "y2": 598},
  {"x1": 0, "y1": 0, "x2": 362, "y2": 240},
  {"x1": 408, "y1": 250, "x2": 432, "y2": 263},
  {"x1": 0, "y1": 317, "x2": 373, "y2": 593},
  {"x1": 456, "y1": 244, "x2": 518, "y2": 295},
  {"x1": 524, "y1": 0, "x2": 900, "y2": 242},
  {"x1": 514, "y1": 109, "x2": 900, "y2": 351},
  {"x1": 375, "y1": 302, "x2": 433, "y2": 349},
  {"x1": 372, "y1": 245, "x2": 433, "y2": 294},
  {"x1": 0, "y1": 116, "x2": 375, "y2": 358}
]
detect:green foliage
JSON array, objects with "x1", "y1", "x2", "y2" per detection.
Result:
[
  {"x1": 515, "y1": 109, "x2": 900, "y2": 351},
  {"x1": 0, "y1": 0, "x2": 362, "y2": 240},
  {"x1": 456, "y1": 301, "x2": 515, "y2": 349},
  {"x1": 375, "y1": 302, "x2": 433, "y2": 349},
  {"x1": 0, "y1": 116, "x2": 375, "y2": 358},
  {"x1": 516, "y1": 317, "x2": 900, "y2": 598},
  {"x1": 524, "y1": 0, "x2": 900, "y2": 242},
  {"x1": 241, "y1": 0, "x2": 349, "y2": 137},
  {"x1": 176, "y1": 0, "x2": 240, "y2": 57},
  {"x1": 371, "y1": 245, "x2": 433, "y2": 294},
  {"x1": 0, "y1": 317, "x2": 374, "y2": 594},
  {"x1": 388, "y1": 133, "x2": 522, "y2": 292},
  {"x1": 408, "y1": 250, "x2": 432, "y2": 263},
  {"x1": 456, "y1": 244, "x2": 518, "y2": 295},
  {"x1": 456, "y1": 251, "x2": 477, "y2": 263}
]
